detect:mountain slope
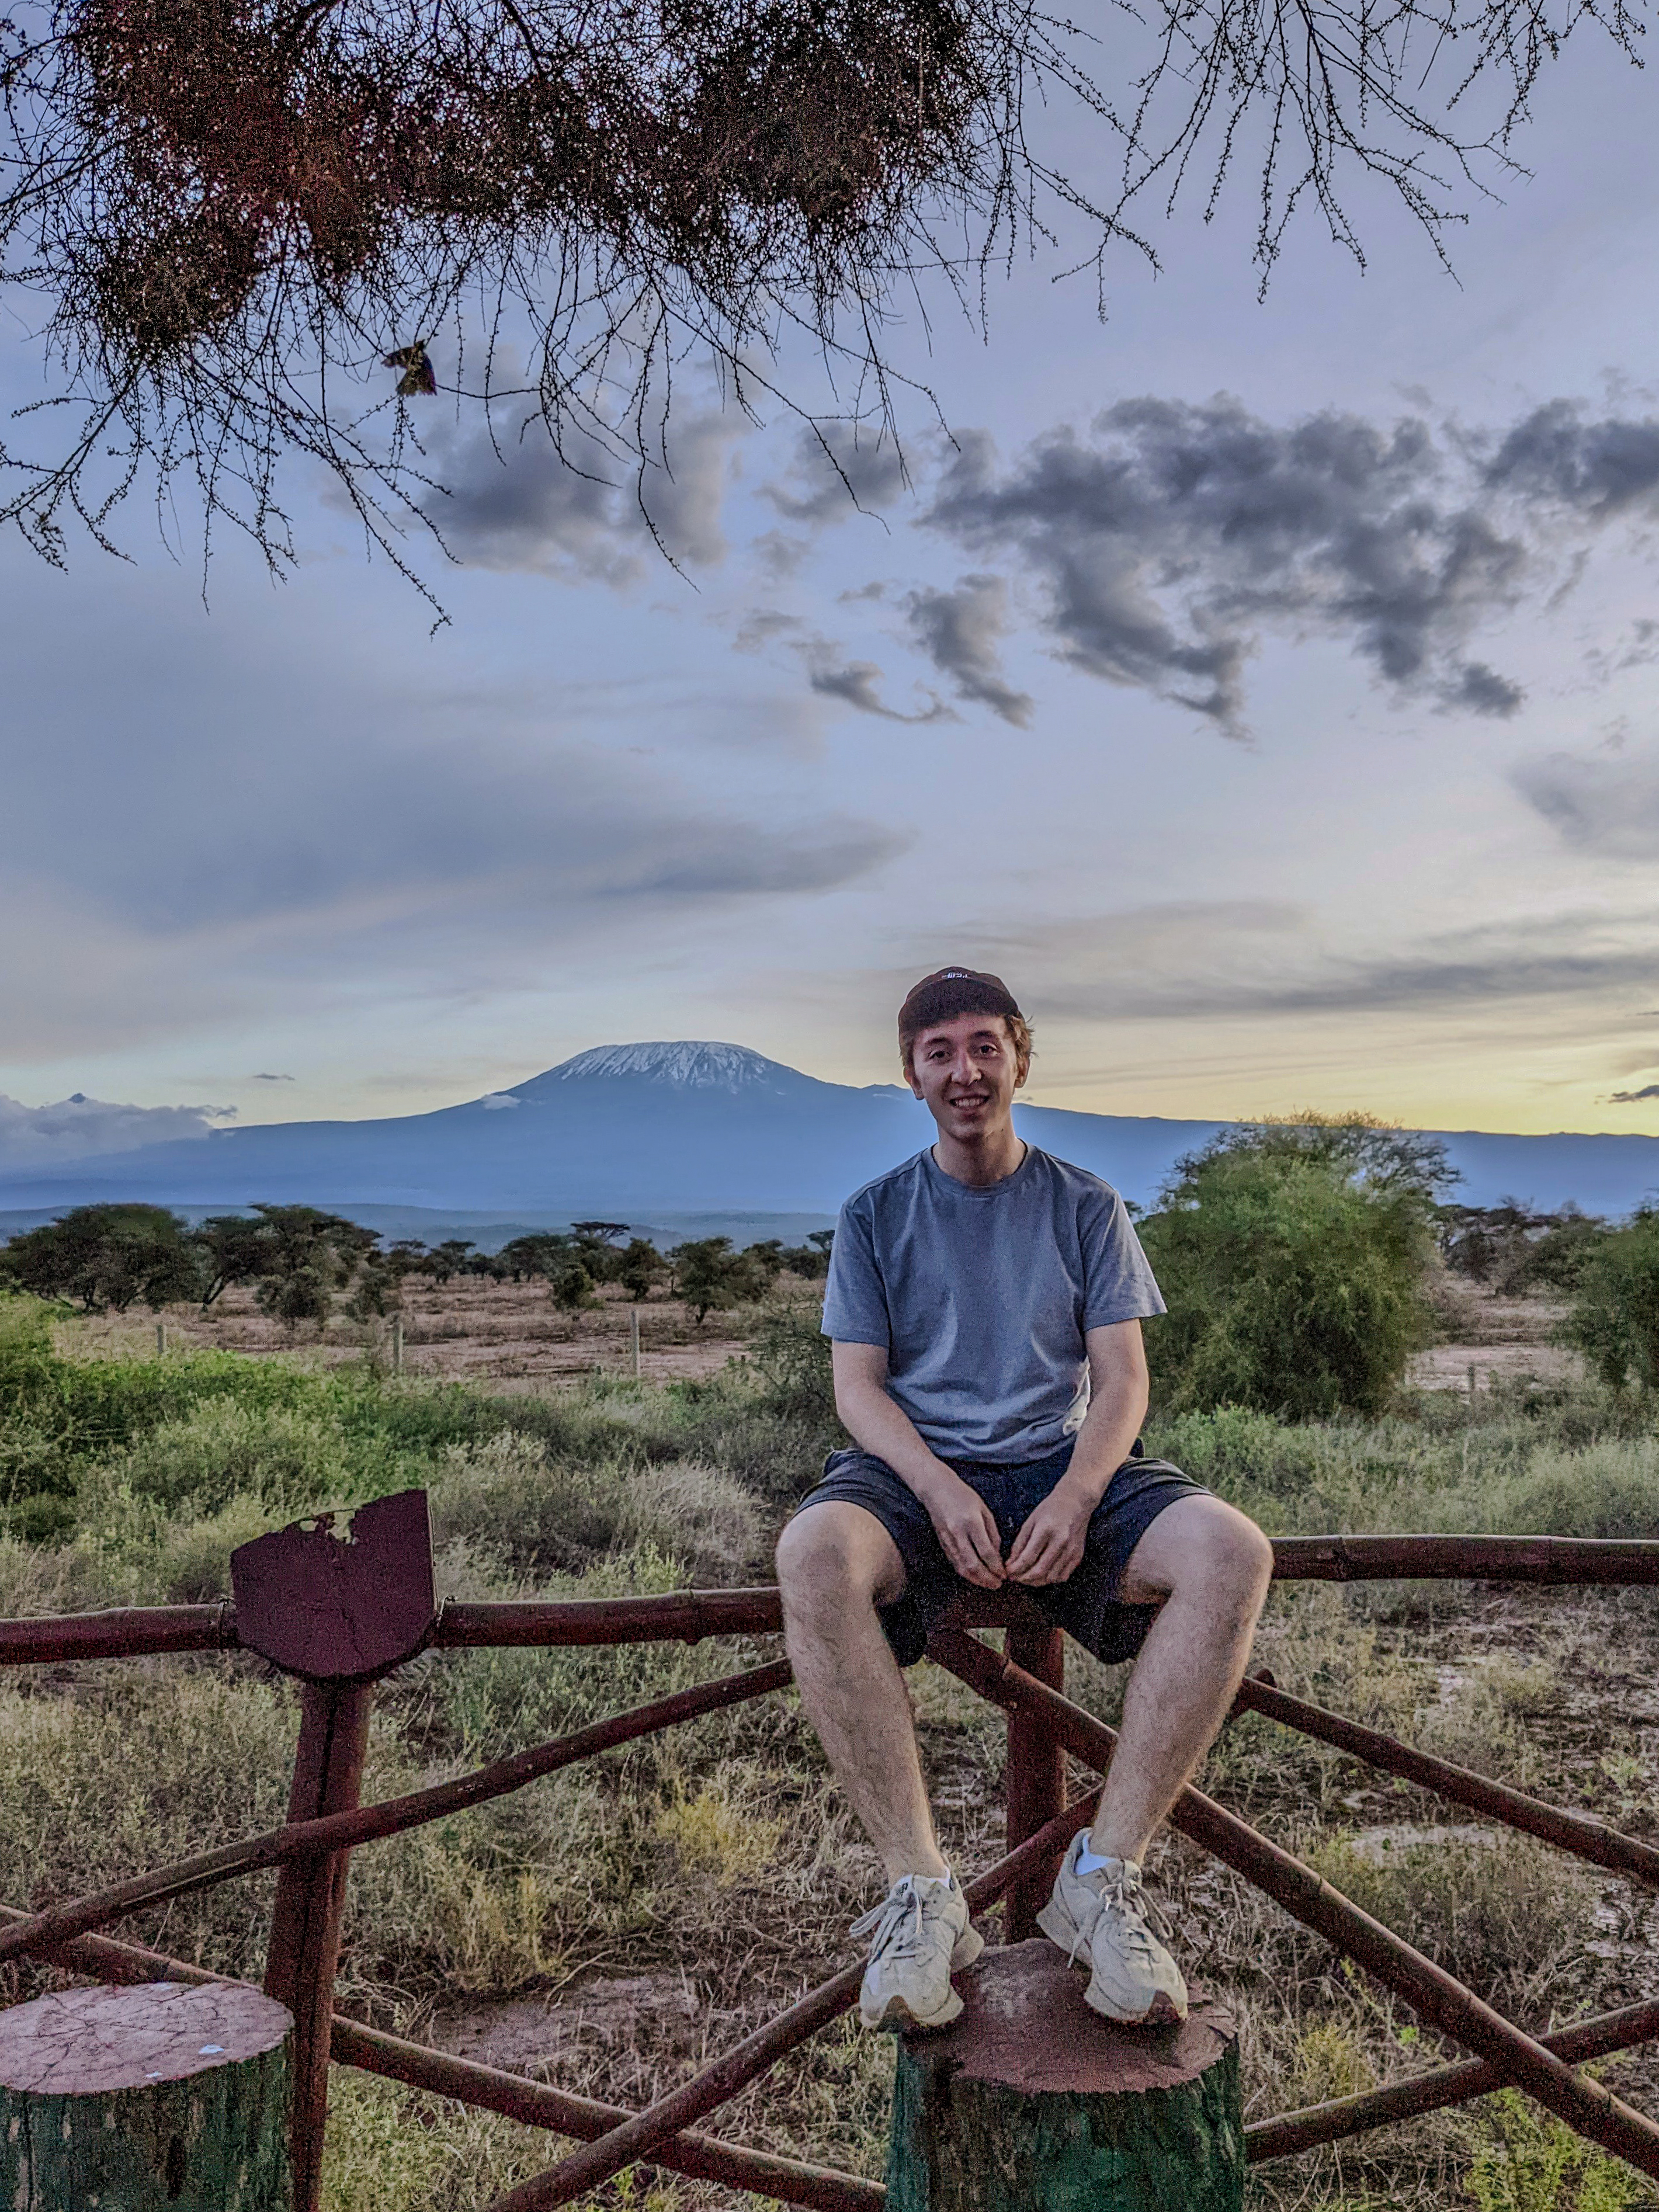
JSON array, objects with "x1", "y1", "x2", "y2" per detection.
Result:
[{"x1": 0, "y1": 1042, "x2": 1654, "y2": 1221}]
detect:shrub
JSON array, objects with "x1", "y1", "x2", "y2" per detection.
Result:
[
  {"x1": 1308, "y1": 1835, "x2": 1591, "y2": 2018},
  {"x1": 548, "y1": 1259, "x2": 599, "y2": 1314},
  {"x1": 1145, "y1": 1404, "x2": 1330, "y2": 1501},
  {"x1": 1477, "y1": 1437, "x2": 1659, "y2": 1541},
  {"x1": 430, "y1": 1433, "x2": 763, "y2": 1585},
  {"x1": 1565, "y1": 1211, "x2": 1659, "y2": 1394},
  {"x1": 1139, "y1": 1133, "x2": 1436, "y2": 1418},
  {"x1": 1469, "y1": 2086, "x2": 1650, "y2": 2212},
  {"x1": 114, "y1": 1397, "x2": 354, "y2": 1516},
  {"x1": 748, "y1": 1303, "x2": 837, "y2": 1425}
]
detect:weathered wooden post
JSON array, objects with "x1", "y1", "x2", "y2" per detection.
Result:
[
  {"x1": 1001, "y1": 1620, "x2": 1067, "y2": 1943},
  {"x1": 232, "y1": 1487, "x2": 439, "y2": 2212},
  {"x1": 887, "y1": 1940, "x2": 1244, "y2": 2212},
  {"x1": 0, "y1": 1979, "x2": 294, "y2": 2210}
]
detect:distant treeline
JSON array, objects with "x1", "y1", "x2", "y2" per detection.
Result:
[
  {"x1": 5, "y1": 1132, "x2": 1659, "y2": 1408},
  {"x1": 0, "y1": 1204, "x2": 834, "y2": 1329}
]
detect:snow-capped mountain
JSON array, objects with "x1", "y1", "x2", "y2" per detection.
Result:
[
  {"x1": 529, "y1": 1042, "x2": 806, "y2": 1095},
  {"x1": 2, "y1": 1041, "x2": 1657, "y2": 1224}
]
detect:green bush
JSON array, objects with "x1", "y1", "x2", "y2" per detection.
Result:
[
  {"x1": 1469, "y1": 2086, "x2": 1651, "y2": 2211},
  {"x1": 1146, "y1": 1404, "x2": 1330, "y2": 1499},
  {"x1": 1139, "y1": 1130, "x2": 1436, "y2": 1419},
  {"x1": 1566, "y1": 1211, "x2": 1659, "y2": 1394},
  {"x1": 1475, "y1": 1437, "x2": 1659, "y2": 1541},
  {"x1": 748, "y1": 1302, "x2": 838, "y2": 1425},
  {"x1": 114, "y1": 1397, "x2": 355, "y2": 1516}
]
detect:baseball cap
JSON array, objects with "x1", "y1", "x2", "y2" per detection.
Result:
[{"x1": 897, "y1": 966, "x2": 1024, "y2": 1036}]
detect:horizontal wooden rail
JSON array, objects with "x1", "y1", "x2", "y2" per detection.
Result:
[
  {"x1": 0, "y1": 1907, "x2": 882, "y2": 2212},
  {"x1": 928, "y1": 1628, "x2": 1659, "y2": 2183},
  {"x1": 0, "y1": 1602, "x2": 237, "y2": 1663},
  {"x1": 1234, "y1": 1673, "x2": 1659, "y2": 1886},
  {"x1": 1269, "y1": 1535, "x2": 1659, "y2": 1585},
  {"x1": 5, "y1": 1538, "x2": 1659, "y2": 1669},
  {"x1": 433, "y1": 1591, "x2": 785, "y2": 1647},
  {"x1": 0, "y1": 1660, "x2": 791, "y2": 1968},
  {"x1": 478, "y1": 1789, "x2": 1103, "y2": 2212}
]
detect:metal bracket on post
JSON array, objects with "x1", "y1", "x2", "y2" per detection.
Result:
[
  {"x1": 1002, "y1": 1621, "x2": 1067, "y2": 1943},
  {"x1": 231, "y1": 1488, "x2": 438, "y2": 2212}
]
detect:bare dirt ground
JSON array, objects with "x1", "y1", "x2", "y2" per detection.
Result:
[
  {"x1": 1407, "y1": 1277, "x2": 1580, "y2": 1391},
  {"x1": 70, "y1": 1268, "x2": 1573, "y2": 1400},
  {"x1": 63, "y1": 1276, "x2": 768, "y2": 1391}
]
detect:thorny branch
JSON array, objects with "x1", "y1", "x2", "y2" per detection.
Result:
[{"x1": 0, "y1": 0, "x2": 1646, "y2": 580}]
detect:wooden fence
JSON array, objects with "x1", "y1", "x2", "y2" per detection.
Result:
[{"x1": 4, "y1": 1491, "x2": 1659, "y2": 2209}]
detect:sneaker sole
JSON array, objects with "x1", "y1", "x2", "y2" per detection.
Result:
[
  {"x1": 1082, "y1": 1981, "x2": 1188, "y2": 2027},
  {"x1": 860, "y1": 1924, "x2": 986, "y2": 2033},
  {"x1": 1038, "y1": 1898, "x2": 1189, "y2": 2027}
]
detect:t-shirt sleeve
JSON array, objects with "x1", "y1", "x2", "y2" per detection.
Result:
[
  {"x1": 820, "y1": 1195, "x2": 891, "y2": 1347},
  {"x1": 1081, "y1": 1187, "x2": 1167, "y2": 1329}
]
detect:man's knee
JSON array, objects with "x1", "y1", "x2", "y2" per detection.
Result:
[
  {"x1": 1123, "y1": 1495, "x2": 1273, "y2": 1607},
  {"x1": 1185, "y1": 1500, "x2": 1274, "y2": 1605},
  {"x1": 776, "y1": 1503, "x2": 901, "y2": 1612}
]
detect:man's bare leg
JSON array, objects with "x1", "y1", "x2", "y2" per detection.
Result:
[
  {"x1": 775, "y1": 1502, "x2": 948, "y2": 1883},
  {"x1": 1087, "y1": 1496, "x2": 1274, "y2": 1866}
]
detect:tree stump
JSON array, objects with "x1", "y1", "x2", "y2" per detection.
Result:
[
  {"x1": 0, "y1": 1980, "x2": 294, "y2": 2211},
  {"x1": 886, "y1": 1939, "x2": 1243, "y2": 2212}
]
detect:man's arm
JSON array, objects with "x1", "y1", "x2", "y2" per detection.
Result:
[
  {"x1": 831, "y1": 1341, "x2": 1006, "y2": 1589},
  {"x1": 1004, "y1": 1319, "x2": 1150, "y2": 1586}
]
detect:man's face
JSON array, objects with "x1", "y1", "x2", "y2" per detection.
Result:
[{"x1": 906, "y1": 1013, "x2": 1026, "y2": 1139}]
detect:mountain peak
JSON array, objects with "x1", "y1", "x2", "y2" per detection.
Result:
[{"x1": 530, "y1": 1041, "x2": 805, "y2": 1094}]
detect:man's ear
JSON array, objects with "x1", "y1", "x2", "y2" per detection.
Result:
[{"x1": 901, "y1": 1050, "x2": 925, "y2": 1100}]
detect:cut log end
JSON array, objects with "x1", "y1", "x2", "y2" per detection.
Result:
[
  {"x1": 0, "y1": 1978, "x2": 291, "y2": 2095},
  {"x1": 0, "y1": 1981, "x2": 294, "y2": 2212},
  {"x1": 888, "y1": 1939, "x2": 1244, "y2": 2212}
]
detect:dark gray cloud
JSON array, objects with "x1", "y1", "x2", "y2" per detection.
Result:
[
  {"x1": 806, "y1": 657, "x2": 956, "y2": 724},
  {"x1": 926, "y1": 402, "x2": 1533, "y2": 732},
  {"x1": 1484, "y1": 402, "x2": 1659, "y2": 519},
  {"x1": 905, "y1": 575, "x2": 1034, "y2": 727},
  {"x1": 1610, "y1": 1084, "x2": 1659, "y2": 1102},
  {"x1": 252, "y1": 1071, "x2": 296, "y2": 1082},
  {"x1": 1511, "y1": 748, "x2": 1659, "y2": 859},
  {"x1": 424, "y1": 412, "x2": 738, "y2": 577},
  {"x1": 765, "y1": 423, "x2": 909, "y2": 525}
]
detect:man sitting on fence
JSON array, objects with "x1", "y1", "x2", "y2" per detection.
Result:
[{"x1": 775, "y1": 967, "x2": 1275, "y2": 2032}]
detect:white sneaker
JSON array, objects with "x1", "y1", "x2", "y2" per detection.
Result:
[
  {"x1": 1037, "y1": 1830, "x2": 1189, "y2": 2025},
  {"x1": 851, "y1": 1873, "x2": 984, "y2": 2031}
]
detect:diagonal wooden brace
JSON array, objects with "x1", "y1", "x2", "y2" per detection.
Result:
[{"x1": 927, "y1": 1627, "x2": 1659, "y2": 2183}]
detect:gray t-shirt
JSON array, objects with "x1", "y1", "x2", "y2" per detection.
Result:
[{"x1": 821, "y1": 1145, "x2": 1165, "y2": 1464}]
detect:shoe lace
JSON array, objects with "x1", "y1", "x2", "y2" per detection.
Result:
[
  {"x1": 851, "y1": 1881, "x2": 929, "y2": 1964},
  {"x1": 1068, "y1": 1866, "x2": 1173, "y2": 1968}
]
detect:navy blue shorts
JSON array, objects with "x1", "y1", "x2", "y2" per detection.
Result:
[{"x1": 791, "y1": 1439, "x2": 1210, "y2": 1667}]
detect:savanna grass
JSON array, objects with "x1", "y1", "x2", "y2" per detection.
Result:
[{"x1": 3, "y1": 1294, "x2": 1658, "y2": 2207}]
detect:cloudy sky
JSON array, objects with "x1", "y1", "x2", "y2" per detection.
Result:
[{"x1": 5, "y1": 31, "x2": 1659, "y2": 1148}]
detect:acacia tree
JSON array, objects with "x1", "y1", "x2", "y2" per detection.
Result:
[
  {"x1": 0, "y1": 1202, "x2": 202, "y2": 1311},
  {"x1": 0, "y1": 0, "x2": 1641, "y2": 581}
]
